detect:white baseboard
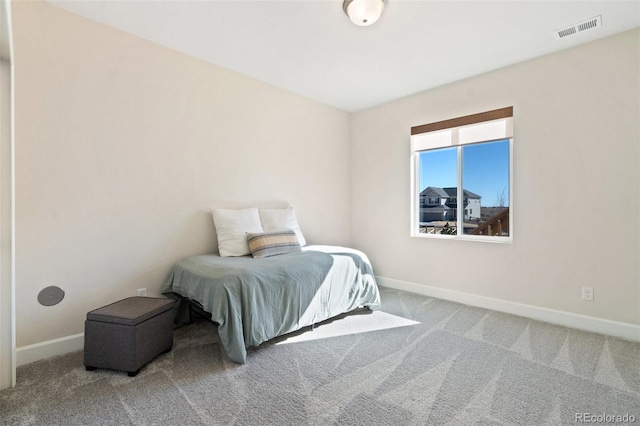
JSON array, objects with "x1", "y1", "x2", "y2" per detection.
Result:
[
  {"x1": 16, "y1": 333, "x2": 84, "y2": 367},
  {"x1": 376, "y1": 276, "x2": 640, "y2": 342},
  {"x1": 13, "y1": 277, "x2": 640, "y2": 366}
]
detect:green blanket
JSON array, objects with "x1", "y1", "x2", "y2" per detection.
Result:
[{"x1": 162, "y1": 246, "x2": 381, "y2": 363}]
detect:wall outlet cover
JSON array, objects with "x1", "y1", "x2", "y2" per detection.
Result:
[{"x1": 581, "y1": 287, "x2": 594, "y2": 301}]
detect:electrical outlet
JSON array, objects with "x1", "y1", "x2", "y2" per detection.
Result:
[
  {"x1": 581, "y1": 287, "x2": 594, "y2": 301},
  {"x1": 136, "y1": 288, "x2": 147, "y2": 297}
]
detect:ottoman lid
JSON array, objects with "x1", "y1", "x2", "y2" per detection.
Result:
[{"x1": 87, "y1": 297, "x2": 175, "y2": 326}]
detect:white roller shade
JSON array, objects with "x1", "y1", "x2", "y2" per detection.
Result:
[{"x1": 411, "y1": 117, "x2": 513, "y2": 153}]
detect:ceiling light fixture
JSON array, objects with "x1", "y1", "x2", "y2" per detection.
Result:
[{"x1": 343, "y1": 0, "x2": 387, "y2": 27}]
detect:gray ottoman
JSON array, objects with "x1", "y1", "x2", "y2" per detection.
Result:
[{"x1": 84, "y1": 296, "x2": 175, "y2": 377}]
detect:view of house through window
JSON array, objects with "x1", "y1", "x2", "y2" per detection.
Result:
[
  {"x1": 411, "y1": 107, "x2": 513, "y2": 241},
  {"x1": 419, "y1": 140, "x2": 510, "y2": 236}
]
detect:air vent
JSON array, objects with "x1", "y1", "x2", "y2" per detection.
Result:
[{"x1": 555, "y1": 16, "x2": 602, "y2": 39}]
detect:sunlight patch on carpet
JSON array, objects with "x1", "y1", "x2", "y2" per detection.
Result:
[{"x1": 276, "y1": 311, "x2": 420, "y2": 345}]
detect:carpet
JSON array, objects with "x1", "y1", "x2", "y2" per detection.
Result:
[{"x1": 1, "y1": 287, "x2": 639, "y2": 425}]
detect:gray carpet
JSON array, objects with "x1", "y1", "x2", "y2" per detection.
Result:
[{"x1": 1, "y1": 287, "x2": 639, "y2": 425}]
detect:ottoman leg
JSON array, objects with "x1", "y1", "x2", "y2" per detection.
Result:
[
  {"x1": 85, "y1": 366, "x2": 97, "y2": 372},
  {"x1": 127, "y1": 369, "x2": 140, "y2": 377}
]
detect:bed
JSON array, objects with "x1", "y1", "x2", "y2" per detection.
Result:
[{"x1": 161, "y1": 245, "x2": 381, "y2": 363}]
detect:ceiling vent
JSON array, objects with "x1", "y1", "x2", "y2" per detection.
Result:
[{"x1": 555, "y1": 16, "x2": 602, "y2": 39}]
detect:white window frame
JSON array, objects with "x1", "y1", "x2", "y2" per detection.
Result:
[{"x1": 410, "y1": 108, "x2": 513, "y2": 243}]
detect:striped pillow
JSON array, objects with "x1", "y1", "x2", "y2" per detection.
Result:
[{"x1": 246, "y1": 230, "x2": 302, "y2": 259}]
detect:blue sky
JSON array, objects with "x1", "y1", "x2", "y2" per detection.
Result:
[{"x1": 419, "y1": 139, "x2": 509, "y2": 207}]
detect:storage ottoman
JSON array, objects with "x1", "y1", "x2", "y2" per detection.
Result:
[{"x1": 84, "y1": 296, "x2": 175, "y2": 377}]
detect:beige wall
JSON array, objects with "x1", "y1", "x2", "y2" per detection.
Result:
[
  {"x1": 11, "y1": 1, "x2": 640, "y2": 350},
  {"x1": 13, "y1": 1, "x2": 351, "y2": 346},
  {"x1": 350, "y1": 29, "x2": 640, "y2": 325}
]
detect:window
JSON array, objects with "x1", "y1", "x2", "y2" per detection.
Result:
[{"x1": 410, "y1": 107, "x2": 513, "y2": 242}]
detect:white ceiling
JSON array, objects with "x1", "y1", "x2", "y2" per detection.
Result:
[{"x1": 47, "y1": 0, "x2": 640, "y2": 112}]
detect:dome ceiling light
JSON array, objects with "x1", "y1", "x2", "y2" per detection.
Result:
[{"x1": 343, "y1": 0, "x2": 388, "y2": 27}]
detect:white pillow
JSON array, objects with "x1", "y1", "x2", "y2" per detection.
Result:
[
  {"x1": 211, "y1": 208, "x2": 264, "y2": 257},
  {"x1": 258, "y1": 207, "x2": 307, "y2": 246}
]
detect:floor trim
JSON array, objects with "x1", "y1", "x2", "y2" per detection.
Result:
[
  {"x1": 14, "y1": 277, "x2": 640, "y2": 367},
  {"x1": 16, "y1": 333, "x2": 84, "y2": 367},
  {"x1": 377, "y1": 276, "x2": 640, "y2": 342}
]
